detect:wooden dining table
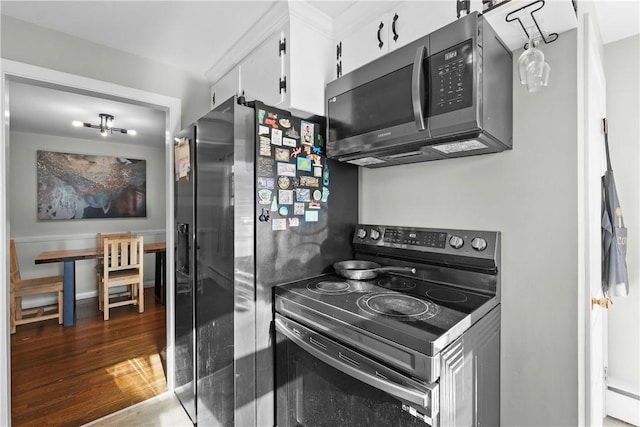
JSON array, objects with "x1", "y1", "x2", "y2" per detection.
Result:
[{"x1": 35, "y1": 242, "x2": 166, "y2": 326}]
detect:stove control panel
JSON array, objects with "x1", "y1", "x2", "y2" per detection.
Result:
[{"x1": 353, "y1": 224, "x2": 499, "y2": 259}]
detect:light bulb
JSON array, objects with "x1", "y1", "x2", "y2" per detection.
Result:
[
  {"x1": 127, "y1": 129, "x2": 137, "y2": 136},
  {"x1": 72, "y1": 121, "x2": 84, "y2": 127}
]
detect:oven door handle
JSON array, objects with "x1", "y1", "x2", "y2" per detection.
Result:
[{"x1": 275, "y1": 317, "x2": 436, "y2": 413}]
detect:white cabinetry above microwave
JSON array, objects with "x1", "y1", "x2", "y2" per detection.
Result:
[
  {"x1": 206, "y1": 2, "x2": 332, "y2": 116},
  {"x1": 333, "y1": 0, "x2": 483, "y2": 77}
]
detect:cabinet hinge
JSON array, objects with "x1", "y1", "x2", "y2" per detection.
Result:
[
  {"x1": 604, "y1": 366, "x2": 609, "y2": 385},
  {"x1": 279, "y1": 76, "x2": 287, "y2": 94},
  {"x1": 279, "y1": 38, "x2": 286, "y2": 56},
  {"x1": 337, "y1": 61, "x2": 342, "y2": 79},
  {"x1": 336, "y1": 42, "x2": 342, "y2": 60}
]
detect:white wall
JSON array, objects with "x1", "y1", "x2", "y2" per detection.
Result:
[
  {"x1": 604, "y1": 34, "x2": 640, "y2": 393},
  {"x1": 0, "y1": 14, "x2": 210, "y2": 127},
  {"x1": 9, "y1": 131, "x2": 165, "y2": 297},
  {"x1": 359, "y1": 32, "x2": 579, "y2": 425}
]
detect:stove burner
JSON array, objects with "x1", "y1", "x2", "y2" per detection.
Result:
[
  {"x1": 307, "y1": 280, "x2": 352, "y2": 295},
  {"x1": 425, "y1": 288, "x2": 468, "y2": 303},
  {"x1": 377, "y1": 276, "x2": 416, "y2": 290},
  {"x1": 357, "y1": 292, "x2": 440, "y2": 321}
]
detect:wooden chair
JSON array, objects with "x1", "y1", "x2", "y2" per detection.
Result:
[
  {"x1": 96, "y1": 232, "x2": 132, "y2": 310},
  {"x1": 99, "y1": 236, "x2": 144, "y2": 320},
  {"x1": 9, "y1": 240, "x2": 64, "y2": 334}
]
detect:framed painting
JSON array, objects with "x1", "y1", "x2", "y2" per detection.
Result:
[{"x1": 37, "y1": 150, "x2": 146, "y2": 220}]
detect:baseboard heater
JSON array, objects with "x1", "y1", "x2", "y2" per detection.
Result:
[{"x1": 606, "y1": 377, "x2": 640, "y2": 426}]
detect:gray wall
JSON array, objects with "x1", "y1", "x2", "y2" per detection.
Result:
[
  {"x1": 9, "y1": 131, "x2": 165, "y2": 297},
  {"x1": 1, "y1": 14, "x2": 211, "y2": 127},
  {"x1": 604, "y1": 34, "x2": 640, "y2": 388},
  {"x1": 359, "y1": 32, "x2": 579, "y2": 425}
]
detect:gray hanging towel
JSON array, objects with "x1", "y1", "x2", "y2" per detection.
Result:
[{"x1": 601, "y1": 118, "x2": 629, "y2": 298}]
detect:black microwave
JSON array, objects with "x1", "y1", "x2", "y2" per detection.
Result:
[{"x1": 326, "y1": 12, "x2": 512, "y2": 168}]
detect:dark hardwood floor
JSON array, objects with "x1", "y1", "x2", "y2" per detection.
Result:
[{"x1": 11, "y1": 288, "x2": 167, "y2": 426}]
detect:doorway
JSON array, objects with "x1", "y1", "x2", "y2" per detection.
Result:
[{"x1": 0, "y1": 59, "x2": 180, "y2": 425}]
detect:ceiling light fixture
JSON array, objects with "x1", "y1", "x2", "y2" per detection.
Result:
[{"x1": 72, "y1": 113, "x2": 137, "y2": 136}]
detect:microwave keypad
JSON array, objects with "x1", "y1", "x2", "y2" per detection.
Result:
[{"x1": 429, "y1": 39, "x2": 473, "y2": 116}]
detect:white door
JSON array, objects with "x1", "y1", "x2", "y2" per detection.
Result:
[{"x1": 583, "y1": 11, "x2": 607, "y2": 425}]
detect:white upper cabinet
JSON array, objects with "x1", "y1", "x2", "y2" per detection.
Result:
[
  {"x1": 210, "y1": 64, "x2": 241, "y2": 109},
  {"x1": 206, "y1": 2, "x2": 332, "y2": 115},
  {"x1": 334, "y1": 1, "x2": 483, "y2": 78},
  {"x1": 239, "y1": 30, "x2": 286, "y2": 109}
]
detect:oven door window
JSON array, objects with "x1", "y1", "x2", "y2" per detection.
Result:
[{"x1": 276, "y1": 316, "x2": 437, "y2": 427}]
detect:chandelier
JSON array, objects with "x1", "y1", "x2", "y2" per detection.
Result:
[{"x1": 72, "y1": 113, "x2": 136, "y2": 136}]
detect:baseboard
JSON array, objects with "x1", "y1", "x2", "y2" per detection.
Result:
[{"x1": 606, "y1": 377, "x2": 640, "y2": 426}]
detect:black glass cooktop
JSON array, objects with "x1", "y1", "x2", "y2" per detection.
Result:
[{"x1": 275, "y1": 272, "x2": 496, "y2": 356}]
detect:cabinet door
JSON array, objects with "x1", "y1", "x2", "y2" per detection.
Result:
[
  {"x1": 389, "y1": 2, "x2": 456, "y2": 51},
  {"x1": 340, "y1": 12, "x2": 390, "y2": 75},
  {"x1": 211, "y1": 66, "x2": 240, "y2": 109},
  {"x1": 240, "y1": 31, "x2": 285, "y2": 107}
]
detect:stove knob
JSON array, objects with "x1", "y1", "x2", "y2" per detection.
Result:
[
  {"x1": 356, "y1": 228, "x2": 367, "y2": 239},
  {"x1": 370, "y1": 229, "x2": 381, "y2": 240},
  {"x1": 449, "y1": 235, "x2": 464, "y2": 249},
  {"x1": 471, "y1": 237, "x2": 487, "y2": 251}
]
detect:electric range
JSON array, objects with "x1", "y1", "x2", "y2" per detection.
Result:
[{"x1": 274, "y1": 224, "x2": 502, "y2": 426}]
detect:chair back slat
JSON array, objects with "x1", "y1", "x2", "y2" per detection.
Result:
[
  {"x1": 103, "y1": 236, "x2": 143, "y2": 272},
  {"x1": 97, "y1": 232, "x2": 132, "y2": 257}
]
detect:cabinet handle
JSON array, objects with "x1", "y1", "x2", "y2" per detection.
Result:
[
  {"x1": 212, "y1": 92, "x2": 215, "y2": 106},
  {"x1": 377, "y1": 21, "x2": 384, "y2": 49},
  {"x1": 392, "y1": 13, "x2": 399, "y2": 42}
]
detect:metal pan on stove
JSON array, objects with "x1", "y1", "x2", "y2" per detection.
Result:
[{"x1": 333, "y1": 260, "x2": 416, "y2": 280}]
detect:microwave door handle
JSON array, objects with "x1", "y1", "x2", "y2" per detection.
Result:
[{"x1": 412, "y1": 45, "x2": 427, "y2": 131}]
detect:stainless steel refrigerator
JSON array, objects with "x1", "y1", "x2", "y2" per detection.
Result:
[{"x1": 173, "y1": 96, "x2": 358, "y2": 426}]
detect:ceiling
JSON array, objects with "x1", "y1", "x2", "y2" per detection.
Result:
[{"x1": 2, "y1": 1, "x2": 638, "y2": 147}]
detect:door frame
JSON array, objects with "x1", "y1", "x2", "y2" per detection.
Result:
[
  {"x1": 577, "y1": 7, "x2": 607, "y2": 426},
  {"x1": 0, "y1": 59, "x2": 180, "y2": 426}
]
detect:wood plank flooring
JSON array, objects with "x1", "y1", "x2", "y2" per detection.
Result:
[{"x1": 11, "y1": 288, "x2": 168, "y2": 427}]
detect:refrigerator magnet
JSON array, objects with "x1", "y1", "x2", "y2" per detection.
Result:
[
  {"x1": 275, "y1": 148, "x2": 290, "y2": 162},
  {"x1": 305, "y1": 211, "x2": 319, "y2": 222},
  {"x1": 258, "y1": 158, "x2": 274, "y2": 176},
  {"x1": 296, "y1": 188, "x2": 311, "y2": 202},
  {"x1": 313, "y1": 167, "x2": 322, "y2": 178},
  {"x1": 271, "y1": 218, "x2": 287, "y2": 231},
  {"x1": 258, "y1": 109, "x2": 266, "y2": 124},
  {"x1": 259, "y1": 142, "x2": 272, "y2": 157},
  {"x1": 271, "y1": 128, "x2": 283, "y2": 146},
  {"x1": 279, "y1": 118, "x2": 291, "y2": 128},
  {"x1": 291, "y1": 147, "x2": 302, "y2": 158},
  {"x1": 288, "y1": 217, "x2": 300, "y2": 227},
  {"x1": 283, "y1": 137, "x2": 297, "y2": 147},
  {"x1": 321, "y1": 187, "x2": 330, "y2": 202},
  {"x1": 279, "y1": 190, "x2": 293, "y2": 205},
  {"x1": 259, "y1": 125, "x2": 270, "y2": 135},
  {"x1": 301, "y1": 121, "x2": 314, "y2": 145},
  {"x1": 294, "y1": 202, "x2": 305, "y2": 215},
  {"x1": 278, "y1": 206, "x2": 289, "y2": 216},
  {"x1": 312, "y1": 190, "x2": 322, "y2": 201},
  {"x1": 308, "y1": 201, "x2": 321, "y2": 210},
  {"x1": 277, "y1": 176, "x2": 291, "y2": 189},
  {"x1": 285, "y1": 126, "x2": 300, "y2": 139},
  {"x1": 277, "y1": 162, "x2": 296, "y2": 177},
  {"x1": 257, "y1": 177, "x2": 275, "y2": 189},
  {"x1": 300, "y1": 176, "x2": 319, "y2": 187},
  {"x1": 258, "y1": 189, "x2": 272, "y2": 204},
  {"x1": 297, "y1": 157, "x2": 312, "y2": 172}
]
